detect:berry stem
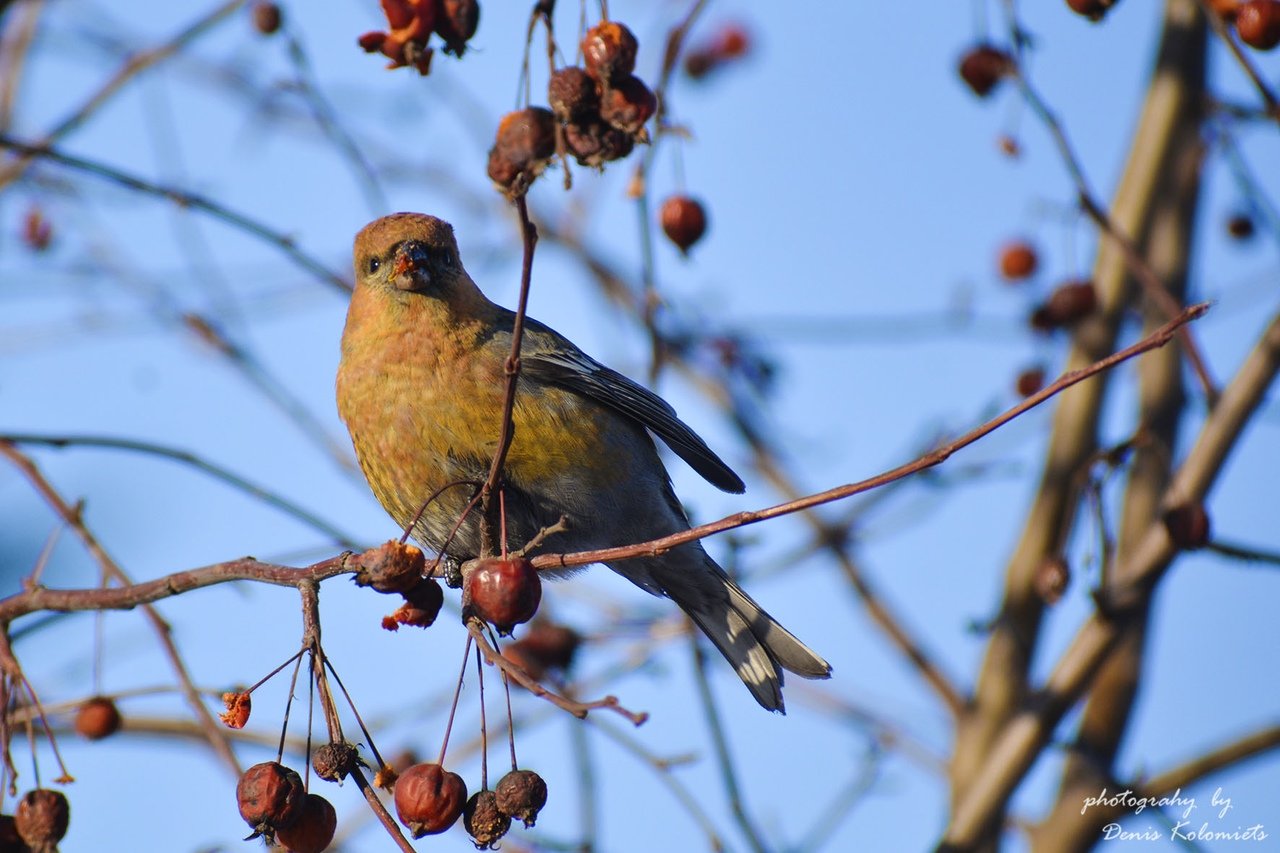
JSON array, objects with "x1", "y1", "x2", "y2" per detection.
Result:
[
  {"x1": 476, "y1": 643, "x2": 489, "y2": 790},
  {"x1": 438, "y1": 632, "x2": 474, "y2": 767}
]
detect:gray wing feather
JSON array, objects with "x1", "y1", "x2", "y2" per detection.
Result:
[{"x1": 522, "y1": 344, "x2": 745, "y2": 494}]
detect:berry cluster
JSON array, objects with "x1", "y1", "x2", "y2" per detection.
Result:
[
  {"x1": 394, "y1": 763, "x2": 546, "y2": 849},
  {"x1": 358, "y1": 0, "x2": 479, "y2": 75},
  {"x1": 487, "y1": 20, "x2": 658, "y2": 196},
  {"x1": 236, "y1": 762, "x2": 336, "y2": 853}
]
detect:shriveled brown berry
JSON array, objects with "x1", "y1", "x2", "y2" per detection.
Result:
[
  {"x1": 275, "y1": 793, "x2": 337, "y2": 853},
  {"x1": 509, "y1": 621, "x2": 581, "y2": 674},
  {"x1": 1066, "y1": 0, "x2": 1116, "y2": 20},
  {"x1": 998, "y1": 240, "x2": 1038, "y2": 281},
  {"x1": 599, "y1": 75, "x2": 656, "y2": 137},
  {"x1": 464, "y1": 557, "x2": 541, "y2": 635},
  {"x1": 660, "y1": 195, "x2": 709, "y2": 255},
  {"x1": 1034, "y1": 555, "x2": 1071, "y2": 605},
  {"x1": 563, "y1": 120, "x2": 634, "y2": 167},
  {"x1": 15, "y1": 790, "x2": 68, "y2": 852},
  {"x1": 463, "y1": 790, "x2": 510, "y2": 849},
  {"x1": 237, "y1": 762, "x2": 305, "y2": 839},
  {"x1": 74, "y1": 696, "x2": 121, "y2": 740},
  {"x1": 1164, "y1": 503, "x2": 1211, "y2": 550},
  {"x1": 354, "y1": 540, "x2": 425, "y2": 594},
  {"x1": 313, "y1": 742, "x2": 364, "y2": 784},
  {"x1": 958, "y1": 45, "x2": 1012, "y2": 97},
  {"x1": 436, "y1": 0, "x2": 480, "y2": 57},
  {"x1": 582, "y1": 20, "x2": 639, "y2": 85},
  {"x1": 394, "y1": 763, "x2": 467, "y2": 838},
  {"x1": 21, "y1": 207, "x2": 52, "y2": 252},
  {"x1": 251, "y1": 2, "x2": 282, "y2": 35},
  {"x1": 1030, "y1": 280, "x2": 1097, "y2": 331},
  {"x1": 220, "y1": 690, "x2": 252, "y2": 729},
  {"x1": 548, "y1": 66, "x2": 599, "y2": 122},
  {"x1": 494, "y1": 769, "x2": 547, "y2": 828},
  {"x1": 1227, "y1": 212, "x2": 1255, "y2": 240},
  {"x1": 1015, "y1": 367, "x2": 1046, "y2": 398},
  {"x1": 1237, "y1": 0, "x2": 1280, "y2": 48},
  {"x1": 487, "y1": 108, "x2": 557, "y2": 193}
]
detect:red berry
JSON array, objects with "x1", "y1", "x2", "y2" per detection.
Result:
[
  {"x1": 958, "y1": 45, "x2": 1012, "y2": 97},
  {"x1": 237, "y1": 762, "x2": 306, "y2": 839},
  {"x1": 15, "y1": 789, "x2": 69, "y2": 852},
  {"x1": 1066, "y1": 0, "x2": 1116, "y2": 20},
  {"x1": 1030, "y1": 280, "x2": 1097, "y2": 331},
  {"x1": 1227, "y1": 212, "x2": 1255, "y2": 240},
  {"x1": 354, "y1": 540, "x2": 425, "y2": 594},
  {"x1": 74, "y1": 696, "x2": 121, "y2": 740},
  {"x1": 465, "y1": 557, "x2": 541, "y2": 635},
  {"x1": 275, "y1": 793, "x2": 337, "y2": 853},
  {"x1": 660, "y1": 195, "x2": 709, "y2": 255},
  {"x1": 436, "y1": 0, "x2": 480, "y2": 57},
  {"x1": 582, "y1": 21, "x2": 638, "y2": 85},
  {"x1": 394, "y1": 763, "x2": 467, "y2": 838},
  {"x1": 1237, "y1": 0, "x2": 1280, "y2": 48},
  {"x1": 494, "y1": 769, "x2": 548, "y2": 828},
  {"x1": 716, "y1": 24, "x2": 750, "y2": 58},
  {"x1": 998, "y1": 240, "x2": 1039, "y2": 281},
  {"x1": 487, "y1": 108, "x2": 557, "y2": 194},
  {"x1": 548, "y1": 66, "x2": 599, "y2": 122},
  {"x1": 1034, "y1": 556, "x2": 1071, "y2": 605},
  {"x1": 251, "y1": 2, "x2": 282, "y2": 35},
  {"x1": 463, "y1": 790, "x2": 511, "y2": 849},
  {"x1": 1015, "y1": 367, "x2": 1046, "y2": 398},
  {"x1": 1164, "y1": 503, "x2": 1211, "y2": 550},
  {"x1": 599, "y1": 75, "x2": 656, "y2": 136}
]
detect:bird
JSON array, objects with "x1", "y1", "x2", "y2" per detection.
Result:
[{"x1": 337, "y1": 212, "x2": 830, "y2": 711}]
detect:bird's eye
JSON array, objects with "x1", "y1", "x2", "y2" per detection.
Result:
[{"x1": 366, "y1": 256, "x2": 381, "y2": 275}]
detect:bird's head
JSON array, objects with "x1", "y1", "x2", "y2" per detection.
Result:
[{"x1": 352, "y1": 213, "x2": 484, "y2": 309}]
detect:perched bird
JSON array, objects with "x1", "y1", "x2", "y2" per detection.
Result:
[{"x1": 337, "y1": 213, "x2": 830, "y2": 711}]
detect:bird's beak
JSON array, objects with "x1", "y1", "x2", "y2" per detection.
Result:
[{"x1": 391, "y1": 241, "x2": 432, "y2": 292}]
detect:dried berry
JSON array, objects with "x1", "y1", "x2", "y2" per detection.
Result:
[
  {"x1": 1237, "y1": 0, "x2": 1280, "y2": 48},
  {"x1": 74, "y1": 696, "x2": 121, "y2": 740},
  {"x1": 251, "y1": 2, "x2": 282, "y2": 34},
  {"x1": 220, "y1": 690, "x2": 252, "y2": 729},
  {"x1": 599, "y1": 75, "x2": 657, "y2": 137},
  {"x1": 237, "y1": 762, "x2": 305, "y2": 839},
  {"x1": 1066, "y1": 0, "x2": 1116, "y2": 20},
  {"x1": 1227, "y1": 212, "x2": 1255, "y2": 240},
  {"x1": 0, "y1": 814, "x2": 24, "y2": 852},
  {"x1": 1030, "y1": 280, "x2": 1097, "y2": 331},
  {"x1": 1164, "y1": 503, "x2": 1211, "y2": 550},
  {"x1": 394, "y1": 763, "x2": 467, "y2": 838},
  {"x1": 998, "y1": 240, "x2": 1038, "y2": 281},
  {"x1": 1015, "y1": 367, "x2": 1046, "y2": 398},
  {"x1": 487, "y1": 108, "x2": 557, "y2": 194},
  {"x1": 436, "y1": 0, "x2": 480, "y2": 56},
  {"x1": 465, "y1": 556, "x2": 541, "y2": 635},
  {"x1": 1034, "y1": 555, "x2": 1071, "y2": 605},
  {"x1": 313, "y1": 742, "x2": 364, "y2": 784},
  {"x1": 463, "y1": 790, "x2": 510, "y2": 849},
  {"x1": 21, "y1": 207, "x2": 52, "y2": 252},
  {"x1": 958, "y1": 45, "x2": 1012, "y2": 97},
  {"x1": 509, "y1": 621, "x2": 581, "y2": 674},
  {"x1": 563, "y1": 120, "x2": 634, "y2": 167},
  {"x1": 660, "y1": 195, "x2": 709, "y2": 255},
  {"x1": 275, "y1": 793, "x2": 337, "y2": 853},
  {"x1": 15, "y1": 790, "x2": 68, "y2": 853},
  {"x1": 548, "y1": 66, "x2": 599, "y2": 122},
  {"x1": 494, "y1": 769, "x2": 547, "y2": 828},
  {"x1": 582, "y1": 21, "x2": 638, "y2": 85},
  {"x1": 354, "y1": 540, "x2": 425, "y2": 594}
]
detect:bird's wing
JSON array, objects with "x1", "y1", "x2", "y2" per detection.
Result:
[{"x1": 521, "y1": 338, "x2": 746, "y2": 494}]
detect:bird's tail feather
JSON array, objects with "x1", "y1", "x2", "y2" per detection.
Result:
[{"x1": 645, "y1": 551, "x2": 831, "y2": 712}]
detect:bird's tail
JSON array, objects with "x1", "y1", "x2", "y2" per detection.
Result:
[{"x1": 630, "y1": 548, "x2": 831, "y2": 712}]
